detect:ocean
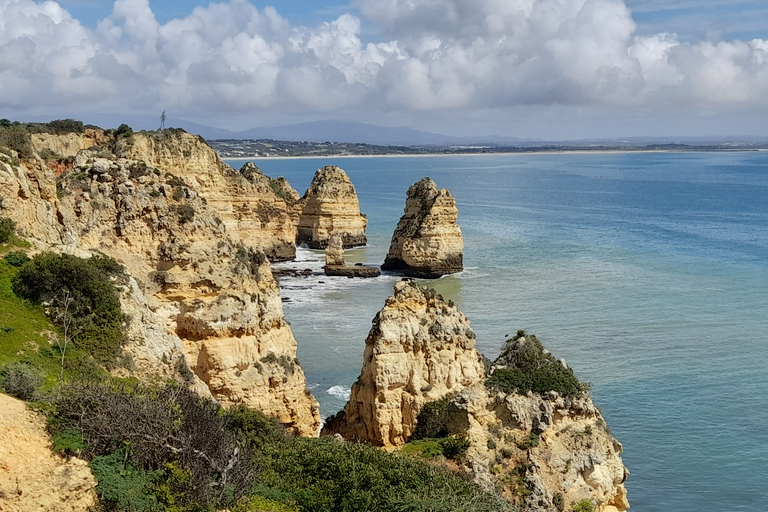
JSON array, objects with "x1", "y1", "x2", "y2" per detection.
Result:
[{"x1": 225, "y1": 152, "x2": 768, "y2": 511}]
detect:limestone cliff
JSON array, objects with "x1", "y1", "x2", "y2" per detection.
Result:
[
  {"x1": 29, "y1": 129, "x2": 110, "y2": 160},
  {"x1": 442, "y1": 333, "x2": 630, "y2": 512},
  {"x1": 296, "y1": 165, "x2": 367, "y2": 249},
  {"x1": 382, "y1": 177, "x2": 463, "y2": 278},
  {"x1": 322, "y1": 281, "x2": 485, "y2": 447},
  {"x1": 0, "y1": 393, "x2": 97, "y2": 512},
  {"x1": 0, "y1": 139, "x2": 320, "y2": 436},
  {"x1": 114, "y1": 131, "x2": 297, "y2": 261}
]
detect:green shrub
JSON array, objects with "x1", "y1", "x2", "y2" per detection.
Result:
[
  {"x1": 516, "y1": 432, "x2": 540, "y2": 450},
  {"x1": 115, "y1": 123, "x2": 133, "y2": 138},
  {"x1": 12, "y1": 252, "x2": 128, "y2": 367},
  {"x1": 0, "y1": 217, "x2": 16, "y2": 243},
  {"x1": 90, "y1": 448, "x2": 163, "y2": 512},
  {"x1": 174, "y1": 203, "x2": 195, "y2": 223},
  {"x1": 441, "y1": 433, "x2": 471, "y2": 460},
  {"x1": 3, "y1": 250, "x2": 30, "y2": 267},
  {"x1": 572, "y1": 499, "x2": 596, "y2": 512},
  {"x1": 486, "y1": 332, "x2": 587, "y2": 397},
  {"x1": 51, "y1": 427, "x2": 86, "y2": 457},
  {"x1": 0, "y1": 126, "x2": 33, "y2": 158},
  {"x1": 410, "y1": 394, "x2": 453, "y2": 440},
  {"x1": 0, "y1": 361, "x2": 43, "y2": 400}
]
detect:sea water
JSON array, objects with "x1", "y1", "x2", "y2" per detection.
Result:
[{"x1": 225, "y1": 152, "x2": 768, "y2": 511}]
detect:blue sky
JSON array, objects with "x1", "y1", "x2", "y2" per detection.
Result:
[{"x1": 3, "y1": 0, "x2": 768, "y2": 139}]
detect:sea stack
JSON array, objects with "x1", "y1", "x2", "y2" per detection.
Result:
[
  {"x1": 382, "y1": 177, "x2": 463, "y2": 278},
  {"x1": 321, "y1": 281, "x2": 485, "y2": 447},
  {"x1": 296, "y1": 165, "x2": 367, "y2": 249}
]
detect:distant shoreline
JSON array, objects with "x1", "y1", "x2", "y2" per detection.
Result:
[{"x1": 216, "y1": 146, "x2": 768, "y2": 161}]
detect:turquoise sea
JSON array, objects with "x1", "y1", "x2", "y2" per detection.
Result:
[{"x1": 225, "y1": 152, "x2": 768, "y2": 511}]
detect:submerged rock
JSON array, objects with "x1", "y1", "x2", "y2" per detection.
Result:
[
  {"x1": 382, "y1": 177, "x2": 463, "y2": 278},
  {"x1": 296, "y1": 165, "x2": 367, "y2": 249}
]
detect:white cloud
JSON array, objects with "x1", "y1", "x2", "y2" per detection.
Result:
[{"x1": 1, "y1": 0, "x2": 768, "y2": 131}]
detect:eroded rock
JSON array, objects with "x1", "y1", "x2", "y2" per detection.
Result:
[
  {"x1": 296, "y1": 165, "x2": 367, "y2": 249},
  {"x1": 382, "y1": 177, "x2": 463, "y2": 278}
]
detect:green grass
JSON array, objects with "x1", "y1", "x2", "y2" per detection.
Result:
[
  {"x1": 399, "y1": 439, "x2": 445, "y2": 459},
  {"x1": 0, "y1": 257, "x2": 108, "y2": 395}
]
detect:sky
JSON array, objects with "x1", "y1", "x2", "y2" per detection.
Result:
[{"x1": 2, "y1": 0, "x2": 768, "y2": 140}]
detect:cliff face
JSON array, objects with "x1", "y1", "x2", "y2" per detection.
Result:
[
  {"x1": 114, "y1": 131, "x2": 297, "y2": 261},
  {"x1": 30, "y1": 129, "x2": 110, "y2": 159},
  {"x1": 0, "y1": 135, "x2": 320, "y2": 436},
  {"x1": 382, "y1": 177, "x2": 463, "y2": 278},
  {"x1": 0, "y1": 393, "x2": 97, "y2": 512},
  {"x1": 451, "y1": 384, "x2": 629, "y2": 512},
  {"x1": 296, "y1": 165, "x2": 367, "y2": 249},
  {"x1": 322, "y1": 281, "x2": 485, "y2": 447}
]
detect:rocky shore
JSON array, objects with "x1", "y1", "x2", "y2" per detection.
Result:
[{"x1": 0, "y1": 124, "x2": 628, "y2": 512}]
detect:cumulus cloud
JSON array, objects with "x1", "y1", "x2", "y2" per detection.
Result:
[{"x1": 1, "y1": 0, "x2": 768, "y2": 125}]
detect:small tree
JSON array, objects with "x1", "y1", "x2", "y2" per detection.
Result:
[
  {"x1": 160, "y1": 111, "x2": 166, "y2": 130},
  {"x1": 0, "y1": 217, "x2": 15, "y2": 243}
]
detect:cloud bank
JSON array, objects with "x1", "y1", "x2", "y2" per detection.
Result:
[{"x1": 2, "y1": 0, "x2": 768, "y2": 132}]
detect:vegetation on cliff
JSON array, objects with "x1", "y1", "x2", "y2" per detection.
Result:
[{"x1": 486, "y1": 330, "x2": 589, "y2": 398}]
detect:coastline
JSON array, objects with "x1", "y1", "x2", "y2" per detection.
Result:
[{"x1": 218, "y1": 147, "x2": 767, "y2": 161}]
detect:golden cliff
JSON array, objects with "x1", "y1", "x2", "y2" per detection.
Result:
[
  {"x1": 323, "y1": 283, "x2": 628, "y2": 511},
  {"x1": 0, "y1": 393, "x2": 97, "y2": 512},
  {"x1": 114, "y1": 131, "x2": 298, "y2": 261},
  {"x1": 322, "y1": 281, "x2": 485, "y2": 446},
  {"x1": 296, "y1": 165, "x2": 367, "y2": 248},
  {"x1": 382, "y1": 177, "x2": 463, "y2": 278},
  {"x1": 0, "y1": 132, "x2": 320, "y2": 436}
]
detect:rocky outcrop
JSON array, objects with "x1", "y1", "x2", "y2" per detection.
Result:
[
  {"x1": 296, "y1": 165, "x2": 367, "y2": 249},
  {"x1": 30, "y1": 129, "x2": 110, "y2": 159},
  {"x1": 0, "y1": 141, "x2": 321, "y2": 436},
  {"x1": 382, "y1": 177, "x2": 463, "y2": 278},
  {"x1": 447, "y1": 385, "x2": 629, "y2": 512},
  {"x1": 114, "y1": 132, "x2": 298, "y2": 261},
  {"x1": 323, "y1": 234, "x2": 381, "y2": 278},
  {"x1": 0, "y1": 393, "x2": 97, "y2": 512},
  {"x1": 322, "y1": 281, "x2": 485, "y2": 446},
  {"x1": 325, "y1": 234, "x2": 345, "y2": 266}
]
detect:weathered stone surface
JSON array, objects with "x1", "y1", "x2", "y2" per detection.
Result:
[
  {"x1": 325, "y1": 234, "x2": 345, "y2": 266},
  {"x1": 322, "y1": 281, "x2": 485, "y2": 446},
  {"x1": 115, "y1": 131, "x2": 298, "y2": 261},
  {"x1": 0, "y1": 135, "x2": 321, "y2": 436},
  {"x1": 30, "y1": 129, "x2": 110, "y2": 159},
  {"x1": 323, "y1": 265, "x2": 381, "y2": 278},
  {"x1": 382, "y1": 177, "x2": 463, "y2": 278},
  {"x1": 296, "y1": 165, "x2": 367, "y2": 249},
  {"x1": 0, "y1": 393, "x2": 97, "y2": 512},
  {"x1": 448, "y1": 383, "x2": 629, "y2": 512},
  {"x1": 322, "y1": 234, "x2": 381, "y2": 277}
]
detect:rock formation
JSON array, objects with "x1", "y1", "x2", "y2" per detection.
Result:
[
  {"x1": 296, "y1": 165, "x2": 367, "y2": 249},
  {"x1": 322, "y1": 281, "x2": 485, "y2": 446},
  {"x1": 0, "y1": 132, "x2": 320, "y2": 436},
  {"x1": 0, "y1": 393, "x2": 98, "y2": 512},
  {"x1": 442, "y1": 334, "x2": 630, "y2": 512},
  {"x1": 323, "y1": 234, "x2": 381, "y2": 278},
  {"x1": 325, "y1": 234, "x2": 345, "y2": 266},
  {"x1": 114, "y1": 131, "x2": 298, "y2": 261},
  {"x1": 382, "y1": 177, "x2": 463, "y2": 278},
  {"x1": 321, "y1": 281, "x2": 629, "y2": 511}
]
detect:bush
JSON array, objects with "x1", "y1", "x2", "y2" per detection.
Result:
[
  {"x1": 115, "y1": 124, "x2": 133, "y2": 138},
  {"x1": 12, "y1": 252, "x2": 128, "y2": 367},
  {"x1": 0, "y1": 217, "x2": 16, "y2": 243},
  {"x1": 174, "y1": 204, "x2": 195, "y2": 223},
  {"x1": 516, "y1": 432, "x2": 540, "y2": 450},
  {"x1": 90, "y1": 448, "x2": 163, "y2": 512},
  {"x1": 572, "y1": 499, "x2": 596, "y2": 512},
  {"x1": 0, "y1": 361, "x2": 43, "y2": 400},
  {"x1": 486, "y1": 333, "x2": 587, "y2": 397},
  {"x1": 441, "y1": 433, "x2": 471, "y2": 460},
  {"x1": 410, "y1": 394, "x2": 453, "y2": 440},
  {"x1": 3, "y1": 250, "x2": 30, "y2": 267}
]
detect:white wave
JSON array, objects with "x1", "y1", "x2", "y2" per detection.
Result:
[{"x1": 326, "y1": 385, "x2": 351, "y2": 401}]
